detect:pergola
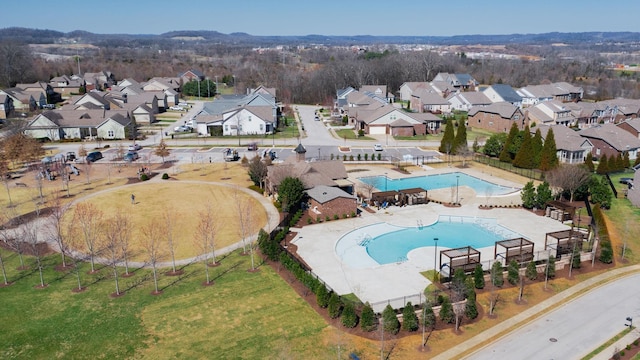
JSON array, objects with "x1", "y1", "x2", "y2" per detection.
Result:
[
  {"x1": 440, "y1": 246, "x2": 481, "y2": 278},
  {"x1": 494, "y1": 238, "x2": 535, "y2": 264},
  {"x1": 545, "y1": 229, "x2": 585, "y2": 257}
]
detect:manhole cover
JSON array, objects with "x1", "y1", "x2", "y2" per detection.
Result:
[{"x1": 549, "y1": 338, "x2": 557, "y2": 342}]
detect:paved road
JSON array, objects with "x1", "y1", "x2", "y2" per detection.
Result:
[{"x1": 467, "y1": 272, "x2": 640, "y2": 360}]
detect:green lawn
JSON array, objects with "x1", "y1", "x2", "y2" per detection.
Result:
[
  {"x1": 0, "y1": 249, "x2": 329, "y2": 359},
  {"x1": 335, "y1": 129, "x2": 375, "y2": 141}
]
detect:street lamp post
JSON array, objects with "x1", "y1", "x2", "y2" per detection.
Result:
[
  {"x1": 456, "y1": 175, "x2": 460, "y2": 205},
  {"x1": 318, "y1": 148, "x2": 321, "y2": 161}
]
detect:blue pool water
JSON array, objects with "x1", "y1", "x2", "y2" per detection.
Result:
[
  {"x1": 364, "y1": 217, "x2": 521, "y2": 265},
  {"x1": 359, "y1": 172, "x2": 518, "y2": 196}
]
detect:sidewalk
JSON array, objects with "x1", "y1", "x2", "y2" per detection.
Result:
[
  {"x1": 590, "y1": 328, "x2": 639, "y2": 360},
  {"x1": 432, "y1": 265, "x2": 640, "y2": 360}
]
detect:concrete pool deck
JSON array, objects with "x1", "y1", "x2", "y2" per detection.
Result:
[{"x1": 293, "y1": 166, "x2": 570, "y2": 312}]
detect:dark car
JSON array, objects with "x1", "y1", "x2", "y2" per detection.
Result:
[
  {"x1": 247, "y1": 142, "x2": 258, "y2": 151},
  {"x1": 620, "y1": 177, "x2": 633, "y2": 185},
  {"x1": 86, "y1": 151, "x2": 103, "y2": 162},
  {"x1": 123, "y1": 151, "x2": 140, "y2": 162}
]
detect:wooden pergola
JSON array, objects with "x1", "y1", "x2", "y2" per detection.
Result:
[
  {"x1": 440, "y1": 246, "x2": 481, "y2": 278},
  {"x1": 545, "y1": 229, "x2": 585, "y2": 257},
  {"x1": 494, "y1": 238, "x2": 535, "y2": 264}
]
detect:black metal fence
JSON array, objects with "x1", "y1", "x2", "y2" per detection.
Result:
[{"x1": 473, "y1": 155, "x2": 544, "y2": 181}]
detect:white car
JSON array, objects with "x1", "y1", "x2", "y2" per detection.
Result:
[
  {"x1": 128, "y1": 143, "x2": 142, "y2": 151},
  {"x1": 169, "y1": 106, "x2": 184, "y2": 111},
  {"x1": 373, "y1": 144, "x2": 383, "y2": 151},
  {"x1": 174, "y1": 125, "x2": 191, "y2": 133}
]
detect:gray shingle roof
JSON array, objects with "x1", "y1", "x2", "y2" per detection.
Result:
[
  {"x1": 579, "y1": 123, "x2": 640, "y2": 151},
  {"x1": 468, "y1": 102, "x2": 519, "y2": 119},
  {"x1": 307, "y1": 185, "x2": 355, "y2": 204}
]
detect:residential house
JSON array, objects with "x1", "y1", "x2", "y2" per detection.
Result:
[
  {"x1": 447, "y1": 91, "x2": 492, "y2": 112},
  {"x1": 0, "y1": 94, "x2": 13, "y2": 119},
  {"x1": 535, "y1": 125, "x2": 593, "y2": 164},
  {"x1": 518, "y1": 82, "x2": 583, "y2": 106},
  {"x1": 360, "y1": 85, "x2": 393, "y2": 103},
  {"x1": 410, "y1": 89, "x2": 451, "y2": 114},
  {"x1": 617, "y1": 118, "x2": 640, "y2": 139},
  {"x1": 468, "y1": 102, "x2": 526, "y2": 133},
  {"x1": 195, "y1": 89, "x2": 278, "y2": 136},
  {"x1": 49, "y1": 75, "x2": 84, "y2": 96},
  {"x1": 142, "y1": 77, "x2": 181, "y2": 93},
  {"x1": 0, "y1": 88, "x2": 36, "y2": 111},
  {"x1": 71, "y1": 91, "x2": 111, "y2": 110},
  {"x1": 565, "y1": 102, "x2": 606, "y2": 129},
  {"x1": 429, "y1": 81, "x2": 456, "y2": 98},
  {"x1": 25, "y1": 109, "x2": 131, "y2": 141},
  {"x1": 398, "y1": 82, "x2": 432, "y2": 102},
  {"x1": 433, "y1": 73, "x2": 478, "y2": 91},
  {"x1": 16, "y1": 81, "x2": 60, "y2": 106},
  {"x1": 600, "y1": 98, "x2": 640, "y2": 123},
  {"x1": 482, "y1": 84, "x2": 523, "y2": 107},
  {"x1": 349, "y1": 103, "x2": 441, "y2": 135},
  {"x1": 335, "y1": 86, "x2": 357, "y2": 111},
  {"x1": 307, "y1": 185, "x2": 357, "y2": 221},
  {"x1": 179, "y1": 69, "x2": 205, "y2": 83},
  {"x1": 526, "y1": 100, "x2": 575, "y2": 127},
  {"x1": 83, "y1": 71, "x2": 116, "y2": 91},
  {"x1": 579, "y1": 123, "x2": 640, "y2": 160}
]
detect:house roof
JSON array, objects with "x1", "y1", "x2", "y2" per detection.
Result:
[
  {"x1": 485, "y1": 84, "x2": 522, "y2": 103},
  {"x1": 412, "y1": 89, "x2": 449, "y2": 105},
  {"x1": 534, "y1": 125, "x2": 592, "y2": 152},
  {"x1": 400, "y1": 82, "x2": 431, "y2": 92},
  {"x1": 267, "y1": 160, "x2": 348, "y2": 189},
  {"x1": 31, "y1": 109, "x2": 130, "y2": 128},
  {"x1": 454, "y1": 73, "x2": 477, "y2": 86},
  {"x1": 468, "y1": 102, "x2": 520, "y2": 119},
  {"x1": 456, "y1": 91, "x2": 492, "y2": 106},
  {"x1": 579, "y1": 123, "x2": 640, "y2": 151},
  {"x1": 619, "y1": 118, "x2": 640, "y2": 132},
  {"x1": 360, "y1": 85, "x2": 387, "y2": 97},
  {"x1": 307, "y1": 185, "x2": 355, "y2": 204}
]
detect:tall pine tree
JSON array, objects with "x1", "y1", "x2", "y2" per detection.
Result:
[
  {"x1": 439, "y1": 118, "x2": 456, "y2": 155},
  {"x1": 539, "y1": 128, "x2": 558, "y2": 171},
  {"x1": 453, "y1": 118, "x2": 468, "y2": 154},
  {"x1": 596, "y1": 154, "x2": 609, "y2": 174},
  {"x1": 531, "y1": 129, "x2": 543, "y2": 168},
  {"x1": 499, "y1": 123, "x2": 519, "y2": 163},
  {"x1": 513, "y1": 126, "x2": 534, "y2": 169},
  {"x1": 584, "y1": 152, "x2": 595, "y2": 172}
]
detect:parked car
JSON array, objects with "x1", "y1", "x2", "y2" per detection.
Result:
[
  {"x1": 128, "y1": 143, "x2": 142, "y2": 151},
  {"x1": 41, "y1": 104, "x2": 55, "y2": 109},
  {"x1": 373, "y1": 144, "x2": 383, "y2": 151},
  {"x1": 123, "y1": 151, "x2": 139, "y2": 162},
  {"x1": 86, "y1": 151, "x2": 103, "y2": 162},
  {"x1": 174, "y1": 125, "x2": 191, "y2": 133},
  {"x1": 169, "y1": 106, "x2": 184, "y2": 111},
  {"x1": 620, "y1": 177, "x2": 633, "y2": 185},
  {"x1": 178, "y1": 101, "x2": 189, "y2": 107},
  {"x1": 247, "y1": 142, "x2": 258, "y2": 151}
]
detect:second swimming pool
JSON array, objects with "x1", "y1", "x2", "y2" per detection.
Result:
[{"x1": 335, "y1": 216, "x2": 523, "y2": 267}]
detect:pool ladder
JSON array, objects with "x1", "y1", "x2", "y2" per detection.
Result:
[
  {"x1": 417, "y1": 220, "x2": 424, "y2": 230},
  {"x1": 358, "y1": 234, "x2": 372, "y2": 246}
]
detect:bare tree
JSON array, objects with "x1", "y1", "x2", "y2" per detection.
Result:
[
  {"x1": 103, "y1": 216, "x2": 124, "y2": 296},
  {"x1": 2, "y1": 208, "x2": 27, "y2": 269},
  {"x1": 546, "y1": 164, "x2": 592, "y2": 202},
  {"x1": 194, "y1": 204, "x2": 219, "y2": 285},
  {"x1": 46, "y1": 198, "x2": 71, "y2": 269},
  {"x1": 0, "y1": 41, "x2": 34, "y2": 87},
  {"x1": 162, "y1": 206, "x2": 179, "y2": 275},
  {"x1": 25, "y1": 200, "x2": 46, "y2": 288},
  {"x1": 453, "y1": 302, "x2": 465, "y2": 332},
  {"x1": 66, "y1": 225, "x2": 87, "y2": 292},
  {"x1": 73, "y1": 203, "x2": 102, "y2": 273},
  {"x1": 236, "y1": 190, "x2": 257, "y2": 271},
  {"x1": 155, "y1": 139, "x2": 170, "y2": 163},
  {"x1": 0, "y1": 147, "x2": 14, "y2": 208},
  {"x1": 142, "y1": 220, "x2": 165, "y2": 294},
  {"x1": 115, "y1": 212, "x2": 132, "y2": 276}
]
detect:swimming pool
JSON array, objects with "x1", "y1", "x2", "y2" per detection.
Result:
[
  {"x1": 335, "y1": 216, "x2": 523, "y2": 267},
  {"x1": 359, "y1": 172, "x2": 519, "y2": 196}
]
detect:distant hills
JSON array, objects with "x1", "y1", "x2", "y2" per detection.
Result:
[{"x1": 1, "y1": 27, "x2": 639, "y2": 46}]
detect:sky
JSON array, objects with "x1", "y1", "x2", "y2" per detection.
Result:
[{"x1": 4, "y1": 0, "x2": 640, "y2": 37}]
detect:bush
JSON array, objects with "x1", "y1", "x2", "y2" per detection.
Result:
[
  {"x1": 358, "y1": 129, "x2": 365, "y2": 137},
  {"x1": 491, "y1": 261, "x2": 504, "y2": 287},
  {"x1": 341, "y1": 302, "x2": 358, "y2": 328},
  {"x1": 343, "y1": 154, "x2": 347, "y2": 161},
  {"x1": 507, "y1": 260, "x2": 519, "y2": 285},
  {"x1": 328, "y1": 292, "x2": 342, "y2": 319},
  {"x1": 161, "y1": 173, "x2": 169, "y2": 180},
  {"x1": 401, "y1": 302, "x2": 419, "y2": 332},
  {"x1": 465, "y1": 291, "x2": 478, "y2": 319},
  {"x1": 140, "y1": 174, "x2": 149, "y2": 181},
  {"x1": 350, "y1": 211, "x2": 356, "y2": 218},
  {"x1": 315, "y1": 283, "x2": 330, "y2": 308},
  {"x1": 307, "y1": 218, "x2": 313, "y2": 224},
  {"x1": 364, "y1": 153, "x2": 368, "y2": 161},
  {"x1": 473, "y1": 264, "x2": 485, "y2": 289},
  {"x1": 546, "y1": 256, "x2": 556, "y2": 279},
  {"x1": 382, "y1": 305, "x2": 400, "y2": 334},
  {"x1": 377, "y1": 153, "x2": 381, "y2": 161},
  {"x1": 361, "y1": 303, "x2": 377, "y2": 332},
  {"x1": 526, "y1": 260, "x2": 538, "y2": 280},
  {"x1": 333, "y1": 214, "x2": 339, "y2": 220},
  {"x1": 439, "y1": 296, "x2": 454, "y2": 324},
  {"x1": 325, "y1": 215, "x2": 331, "y2": 222}
]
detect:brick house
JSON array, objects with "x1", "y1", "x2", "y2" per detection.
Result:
[
  {"x1": 468, "y1": 102, "x2": 526, "y2": 133},
  {"x1": 617, "y1": 118, "x2": 640, "y2": 139},
  {"x1": 579, "y1": 123, "x2": 640, "y2": 160},
  {"x1": 307, "y1": 185, "x2": 357, "y2": 221}
]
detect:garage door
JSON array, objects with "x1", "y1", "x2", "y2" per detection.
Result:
[{"x1": 369, "y1": 126, "x2": 386, "y2": 135}]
